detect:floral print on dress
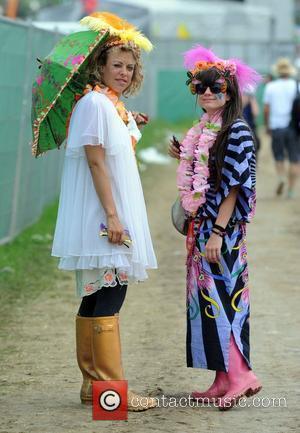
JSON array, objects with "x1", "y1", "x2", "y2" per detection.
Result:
[
  {"x1": 198, "y1": 269, "x2": 213, "y2": 292},
  {"x1": 186, "y1": 219, "x2": 252, "y2": 371},
  {"x1": 84, "y1": 283, "x2": 96, "y2": 294},
  {"x1": 241, "y1": 267, "x2": 249, "y2": 284},
  {"x1": 240, "y1": 240, "x2": 248, "y2": 264},
  {"x1": 241, "y1": 287, "x2": 250, "y2": 305},
  {"x1": 248, "y1": 192, "x2": 256, "y2": 221},
  {"x1": 80, "y1": 268, "x2": 129, "y2": 296},
  {"x1": 118, "y1": 270, "x2": 129, "y2": 285},
  {"x1": 103, "y1": 269, "x2": 118, "y2": 287}
]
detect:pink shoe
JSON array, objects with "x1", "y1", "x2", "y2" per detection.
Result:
[
  {"x1": 218, "y1": 376, "x2": 262, "y2": 410},
  {"x1": 217, "y1": 335, "x2": 262, "y2": 411},
  {"x1": 191, "y1": 371, "x2": 229, "y2": 403}
]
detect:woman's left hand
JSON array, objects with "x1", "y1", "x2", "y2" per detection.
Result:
[{"x1": 205, "y1": 233, "x2": 223, "y2": 263}]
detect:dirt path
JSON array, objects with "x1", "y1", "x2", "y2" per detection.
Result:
[{"x1": 0, "y1": 134, "x2": 299, "y2": 433}]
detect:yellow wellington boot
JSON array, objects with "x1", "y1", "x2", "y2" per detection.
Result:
[
  {"x1": 91, "y1": 314, "x2": 157, "y2": 411},
  {"x1": 75, "y1": 315, "x2": 98, "y2": 404}
]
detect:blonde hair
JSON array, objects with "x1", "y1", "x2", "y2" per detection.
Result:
[{"x1": 84, "y1": 37, "x2": 143, "y2": 96}]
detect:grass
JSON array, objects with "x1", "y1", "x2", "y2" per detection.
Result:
[
  {"x1": 0, "y1": 201, "x2": 61, "y2": 321},
  {"x1": 0, "y1": 119, "x2": 191, "y2": 323}
]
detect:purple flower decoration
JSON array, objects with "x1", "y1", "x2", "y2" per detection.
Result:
[
  {"x1": 100, "y1": 223, "x2": 107, "y2": 232},
  {"x1": 99, "y1": 223, "x2": 132, "y2": 247}
]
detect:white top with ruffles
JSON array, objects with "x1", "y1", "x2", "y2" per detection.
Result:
[{"x1": 51, "y1": 91, "x2": 157, "y2": 287}]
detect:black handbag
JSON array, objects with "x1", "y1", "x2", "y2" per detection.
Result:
[{"x1": 171, "y1": 196, "x2": 189, "y2": 236}]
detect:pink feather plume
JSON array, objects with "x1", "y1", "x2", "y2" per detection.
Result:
[
  {"x1": 183, "y1": 45, "x2": 261, "y2": 92},
  {"x1": 184, "y1": 45, "x2": 220, "y2": 69},
  {"x1": 228, "y1": 57, "x2": 261, "y2": 91}
]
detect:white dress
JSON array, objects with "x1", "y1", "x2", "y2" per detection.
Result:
[{"x1": 51, "y1": 91, "x2": 157, "y2": 296}]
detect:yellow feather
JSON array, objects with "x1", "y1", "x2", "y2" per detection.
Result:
[{"x1": 80, "y1": 13, "x2": 153, "y2": 52}]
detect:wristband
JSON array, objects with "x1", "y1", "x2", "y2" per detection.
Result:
[
  {"x1": 212, "y1": 228, "x2": 225, "y2": 238},
  {"x1": 213, "y1": 223, "x2": 226, "y2": 233}
]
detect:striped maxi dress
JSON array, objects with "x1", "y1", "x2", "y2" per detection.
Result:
[{"x1": 186, "y1": 119, "x2": 256, "y2": 372}]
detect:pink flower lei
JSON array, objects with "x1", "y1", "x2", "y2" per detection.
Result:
[{"x1": 177, "y1": 111, "x2": 222, "y2": 214}]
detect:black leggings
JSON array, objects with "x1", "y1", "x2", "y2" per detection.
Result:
[{"x1": 78, "y1": 283, "x2": 127, "y2": 317}]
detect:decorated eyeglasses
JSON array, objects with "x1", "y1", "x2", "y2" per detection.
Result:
[{"x1": 195, "y1": 82, "x2": 226, "y2": 95}]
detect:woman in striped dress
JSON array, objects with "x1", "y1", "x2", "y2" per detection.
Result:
[{"x1": 169, "y1": 46, "x2": 262, "y2": 410}]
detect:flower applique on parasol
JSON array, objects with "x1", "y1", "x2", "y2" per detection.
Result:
[{"x1": 31, "y1": 12, "x2": 153, "y2": 157}]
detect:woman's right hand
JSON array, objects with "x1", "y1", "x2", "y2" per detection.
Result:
[
  {"x1": 168, "y1": 138, "x2": 181, "y2": 160},
  {"x1": 107, "y1": 214, "x2": 125, "y2": 245}
]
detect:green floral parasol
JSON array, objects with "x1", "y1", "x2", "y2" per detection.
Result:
[{"x1": 31, "y1": 29, "x2": 109, "y2": 157}]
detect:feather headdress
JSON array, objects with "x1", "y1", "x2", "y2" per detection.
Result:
[
  {"x1": 80, "y1": 12, "x2": 153, "y2": 52},
  {"x1": 184, "y1": 45, "x2": 261, "y2": 93}
]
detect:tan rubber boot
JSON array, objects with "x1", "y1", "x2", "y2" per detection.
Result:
[
  {"x1": 91, "y1": 315, "x2": 124, "y2": 380},
  {"x1": 75, "y1": 315, "x2": 98, "y2": 404},
  {"x1": 91, "y1": 315, "x2": 157, "y2": 411}
]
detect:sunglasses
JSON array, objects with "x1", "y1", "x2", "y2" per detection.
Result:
[{"x1": 195, "y1": 82, "x2": 225, "y2": 95}]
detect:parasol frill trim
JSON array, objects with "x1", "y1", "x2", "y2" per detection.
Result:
[{"x1": 32, "y1": 31, "x2": 107, "y2": 157}]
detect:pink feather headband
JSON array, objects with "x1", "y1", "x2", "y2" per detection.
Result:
[{"x1": 184, "y1": 45, "x2": 261, "y2": 93}]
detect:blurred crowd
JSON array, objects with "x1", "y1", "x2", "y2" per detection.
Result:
[{"x1": 243, "y1": 57, "x2": 300, "y2": 199}]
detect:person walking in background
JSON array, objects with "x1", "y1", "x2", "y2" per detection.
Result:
[
  {"x1": 242, "y1": 89, "x2": 261, "y2": 159},
  {"x1": 263, "y1": 73, "x2": 274, "y2": 85},
  {"x1": 169, "y1": 46, "x2": 262, "y2": 410},
  {"x1": 51, "y1": 12, "x2": 157, "y2": 411},
  {"x1": 263, "y1": 58, "x2": 300, "y2": 198}
]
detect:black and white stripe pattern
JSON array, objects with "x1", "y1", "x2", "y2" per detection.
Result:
[{"x1": 199, "y1": 119, "x2": 256, "y2": 223}]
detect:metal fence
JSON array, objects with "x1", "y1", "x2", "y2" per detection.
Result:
[
  {"x1": 0, "y1": 17, "x2": 64, "y2": 245},
  {"x1": 0, "y1": 17, "x2": 296, "y2": 244}
]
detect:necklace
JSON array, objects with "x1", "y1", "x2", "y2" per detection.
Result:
[
  {"x1": 81, "y1": 84, "x2": 129, "y2": 124},
  {"x1": 177, "y1": 111, "x2": 222, "y2": 214},
  {"x1": 66, "y1": 84, "x2": 131, "y2": 143}
]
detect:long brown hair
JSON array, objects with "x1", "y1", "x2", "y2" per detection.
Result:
[{"x1": 198, "y1": 68, "x2": 243, "y2": 190}]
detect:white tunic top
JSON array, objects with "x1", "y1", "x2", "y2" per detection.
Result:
[
  {"x1": 52, "y1": 91, "x2": 157, "y2": 286},
  {"x1": 263, "y1": 78, "x2": 298, "y2": 129}
]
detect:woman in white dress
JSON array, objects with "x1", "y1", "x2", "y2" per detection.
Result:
[{"x1": 51, "y1": 13, "x2": 157, "y2": 411}]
